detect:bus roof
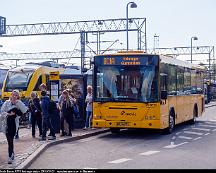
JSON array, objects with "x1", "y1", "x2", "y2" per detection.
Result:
[
  {"x1": 95, "y1": 51, "x2": 205, "y2": 70},
  {"x1": 160, "y1": 55, "x2": 206, "y2": 70}
]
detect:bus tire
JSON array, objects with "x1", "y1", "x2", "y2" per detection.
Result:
[
  {"x1": 164, "y1": 111, "x2": 175, "y2": 134},
  {"x1": 189, "y1": 106, "x2": 198, "y2": 124},
  {"x1": 110, "y1": 128, "x2": 120, "y2": 133}
]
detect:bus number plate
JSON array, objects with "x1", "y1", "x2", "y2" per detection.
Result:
[{"x1": 117, "y1": 122, "x2": 129, "y2": 126}]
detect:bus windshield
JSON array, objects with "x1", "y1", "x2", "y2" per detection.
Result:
[
  {"x1": 95, "y1": 62, "x2": 159, "y2": 102},
  {"x1": 5, "y1": 70, "x2": 34, "y2": 91}
]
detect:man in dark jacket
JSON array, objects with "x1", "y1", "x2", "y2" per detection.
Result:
[
  {"x1": 39, "y1": 91, "x2": 56, "y2": 141},
  {"x1": 29, "y1": 92, "x2": 42, "y2": 138}
]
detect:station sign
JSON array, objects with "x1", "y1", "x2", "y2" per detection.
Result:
[{"x1": 49, "y1": 71, "x2": 60, "y2": 81}]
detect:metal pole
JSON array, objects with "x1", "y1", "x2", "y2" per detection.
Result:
[
  {"x1": 80, "y1": 31, "x2": 85, "y2": 73},
  {"x1": 191, "y1": 37, "x2": 193, "y2": 63},
  {"x1": 126, "y1": 3, "x2": 129, "y2": 51},
  {"x1": 96, "y1": 32, "x2": 99, "y2": 54},
  {"x1": 98, "y1": 32, "x2": 101, "y2": 54},
  {"x1": 190, "y1": 36, "x2": 198, "y2": 64},
  {"x1": 209, "y1": 53, "x2": 211, "y2": 81}
]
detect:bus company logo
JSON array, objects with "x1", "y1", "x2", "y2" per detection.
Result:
[{"x1": 121, "y1": 111, "x2": 136, "y2": 116}]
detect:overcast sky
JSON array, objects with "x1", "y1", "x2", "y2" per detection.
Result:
[{"x1": 0, "y1": 0, "x2": 215, "y2": 65}]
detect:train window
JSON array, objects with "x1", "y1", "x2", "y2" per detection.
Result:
[{"x1": 33, "y1": 75, "x2": 42, "y2": 91}]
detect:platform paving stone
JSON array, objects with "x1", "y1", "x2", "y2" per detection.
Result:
[{"x1": 0, "y1": 128, "x2": 109, "y2": 169}]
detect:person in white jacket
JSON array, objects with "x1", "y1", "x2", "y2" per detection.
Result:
[{"x1": 0, "y1": 90, "x2": 28, "y2": 164}]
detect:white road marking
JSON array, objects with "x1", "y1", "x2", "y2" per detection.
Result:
[
  {"x1": 183, "y1": 131, "x2": 203, "y2": 135},
  {"x1": 193, "y1": 137, "x2": 202, "y2": 140},
  {"x1": 108, "y1": 158, "x2": 132, "y2": 164},
  {"x1": 191, "y1": 127, "x2": 211, "y2": 131},
  {"x1": 178, "y1": 136, "x2": 193, "y2": 140},
  {"x1": 140, "y1": 150, "x2": 160, "y2": 156},
  {"x1": 198, "y1": 124, "x2": 216, "y2": 128},
  {"x1": 175, "y1": 132, "x2": 182, "y2": 135},
  {"x1": 163, "y1": 142, "x2": 188, "y2": 149},
  {"x1": 204, "y1": 133, "x2": 210, "y2": 136}
]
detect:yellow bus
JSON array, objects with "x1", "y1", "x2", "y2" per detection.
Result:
[
  {"x1": 92, "y1": 51, "x2": 205, "y2": 133},
  {"x1": 1, "y1": 62, "x2": 80, "y2": 102}
]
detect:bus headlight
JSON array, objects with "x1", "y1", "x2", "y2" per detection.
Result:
[{"x1": 93, "y1": 115, "x2": 103, "y2": 119}]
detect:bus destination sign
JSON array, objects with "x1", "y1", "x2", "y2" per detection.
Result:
[{"x1": 103, "y1": 56, "x2": 141, "y2": 65}]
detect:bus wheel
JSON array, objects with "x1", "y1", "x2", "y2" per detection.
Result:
[
  {"x1": 110, "y1": 128, "x2": 120, "y2": 133},
  {"x1": 189, "y1": 107, "x2": 197, "y2": 124},
  {"x1": 164, "y1": 113, "x2": 175, "y2": 134}
]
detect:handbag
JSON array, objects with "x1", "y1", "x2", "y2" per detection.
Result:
[{"x1": 0, "y1": 113, "x2": 7, "y2": 133}]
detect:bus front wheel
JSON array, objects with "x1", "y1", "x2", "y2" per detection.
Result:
[
  {"x1": 164, "y1": 113, "x2": 175, "y2": 134},
  {"x1": 110, "y1": 128, "x2": 120, "y2": 133}
]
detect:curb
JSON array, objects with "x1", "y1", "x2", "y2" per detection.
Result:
[
  {"x1": 16, "y1": 128, "x2": 110, "y2": 169},
  {"x1": 205, "y1": 104, "x2": 216, "y2": 108}
]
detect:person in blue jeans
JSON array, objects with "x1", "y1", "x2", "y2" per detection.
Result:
[{"x1": 83, "y1": 85, "x2": 93, "y2": 130}]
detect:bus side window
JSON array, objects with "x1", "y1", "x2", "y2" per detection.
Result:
[{"x1": 160, "y1": 73, "x2": 167, "y2": 99}]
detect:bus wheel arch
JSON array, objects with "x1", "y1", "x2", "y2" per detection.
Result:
[
  {"x1": 189, "y1": 104, "x2": 198, "y2": 124},
  {"x1": 164, "y1": 108, "x2": 175, "y2": 134}
]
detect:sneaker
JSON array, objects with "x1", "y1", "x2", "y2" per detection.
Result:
[
  {"x1": 60, "y1": 132, "x2": 67, "y2": 137},
  {"x1": 66, "y1": 133, "x2": 72, "y2": 137},
  {"x1": 83, "y1": 127, "x2": 87, "y2": 130},
  {"x1": 48, "y1": 136, "x2": 56, "y2": 140},
  {"x1": 8, "y1": 157, "x2": 12, "y2": 164},
  {"x1": 14, "y1": 135, "x2": 19, "y2": 139},
  {"x1": 11, "y1": 153, "x2": 15, "y2": 160}
]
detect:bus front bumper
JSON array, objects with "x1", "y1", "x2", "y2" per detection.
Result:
[{"x1": 92, "y1": 120, "x2": 162, "y2": 129}]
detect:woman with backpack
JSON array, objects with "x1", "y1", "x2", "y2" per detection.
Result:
[
  {"x1": 0, "y1": 90, "x2": 28, "y2": 164},
  {"x1": 28, "y1": 91, "x2": 42, "y2": 138}
]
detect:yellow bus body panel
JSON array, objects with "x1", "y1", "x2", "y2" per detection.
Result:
[
  {"x1": 93, "y1": 102, "x2": 161, "y2": 129},
  {"x1": 93, "y1": 94, "x2": 204, "y2": 130}
]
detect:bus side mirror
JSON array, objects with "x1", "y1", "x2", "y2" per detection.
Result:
[{"x1": 161, "y1": 90, "x2": 167, "y2": 100}]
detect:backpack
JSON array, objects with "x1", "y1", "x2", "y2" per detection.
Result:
[{"x1": 48, "y1": 99, "x2": 57, "y2": 115}]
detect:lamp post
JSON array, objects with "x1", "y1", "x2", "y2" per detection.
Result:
[
  {"x1": 190, "y1": 36, "x2": 198, "y2": 63},
  {"x1": 126, "y1": 2, "x2": 137, "y2": 51}
]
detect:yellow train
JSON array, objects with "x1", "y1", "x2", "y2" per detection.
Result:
[{"x1": 1, "y1": 62, "x2": 81, "y2": 102}]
